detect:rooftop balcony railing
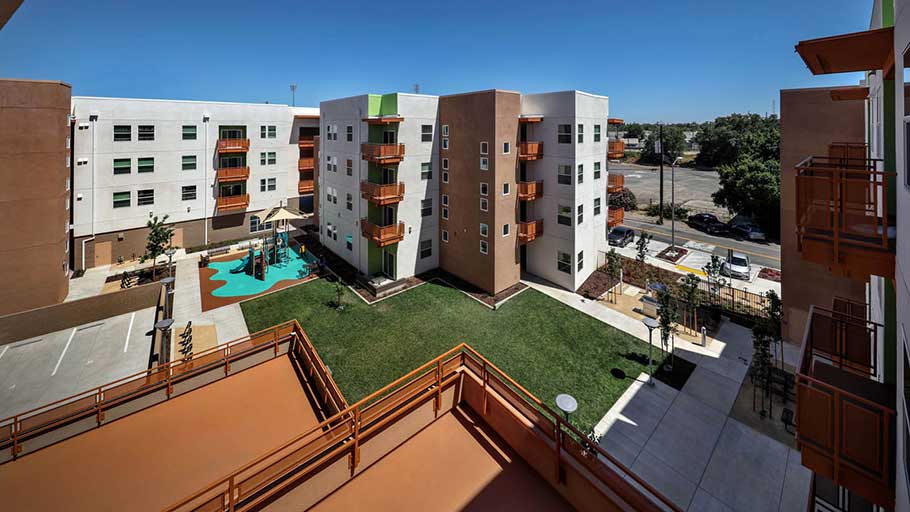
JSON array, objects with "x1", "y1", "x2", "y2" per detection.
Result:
[
  {"x1": 518, "y1": 141, "x2": 543, "y2": 161},
  {"x1": 518, "y1": 219, "x2": 543, "y2": 244},
  {"x1": 216, "y1": 138, "x2": 250, "y2": 154},
  {"x1": 360, "y1": 219, "x2": 404, "y2": 247},
  {"x1": 517, "y1": 180, "x2": 543, "y2": 201},
  {"x1": 360, "y1": 181, "x2": 405, "y2": 206},
  {"x1": 215, "y1": 166, "x2": 249, "y2": 182},
  {"x1": 216, "y1": 194, "x2": 249, "y2": 212},
  {"x1": 361, "y1": 143, "x2": 405, "y2": 164}
]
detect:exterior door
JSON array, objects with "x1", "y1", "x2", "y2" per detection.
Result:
[
  {"x1": 383, "y1": 206, "x2": 395, "y2": 226},
  {"x1": 95, "y1": 241, "x2": 112, "y2": 266},
  {"x1": 381, "y1": 167, "x2": 396, "y2": 185},
  {"x1": 382, "y1": 250, "x2": 395, "y2": 280},
  {"x1": 383, "y1": 130, "x2": 397, "y2": 144}
]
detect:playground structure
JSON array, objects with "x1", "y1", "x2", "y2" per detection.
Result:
[{"x1": 229, "y1": 232, "x2": 296, "y2": 281}]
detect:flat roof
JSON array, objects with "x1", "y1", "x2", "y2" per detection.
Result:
[
  {"x1": 0, "y1": 356, "x2": 320, "y2": 511},
  {"x1": 310, "y1": 408, "x2": 571, "y2": 511}
]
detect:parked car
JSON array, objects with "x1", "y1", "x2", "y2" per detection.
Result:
[
  {"x1": 730, "y1": 222, "x2": 766, "y2": 241},
  {"x1": 687, "y1": 213, "x2": 729, "y2": 235},
  {"x1": 608, "y1": 226, "x2": 635, "y2": 247},
  {"x1": 721, "y1": 252, "x2": 752, "y2": 280}
]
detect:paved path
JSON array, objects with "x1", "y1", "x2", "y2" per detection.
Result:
[
  {"x1": 522, "y1": 275, "x2": 808, "y2": 512},
  {"x1": 172, "y1": 258, "x2": 249, "y2": 345}
]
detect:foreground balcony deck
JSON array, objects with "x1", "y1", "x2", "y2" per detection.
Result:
[
  {"x1": 298, "y1": 157, "x2": 314, "y2": 171},
  {"x1": 608, "y1": 140, "x2": 625, "y2": 159},
  {"x1": 796, "y1": 305, "x2": 894, "y2": 509},
  {"x1": 361, "y1": 219, "x2": 405, "y2": 247}
]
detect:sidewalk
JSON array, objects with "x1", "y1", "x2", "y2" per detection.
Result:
[{"x1": 171, "y1": 258, "x2": 249, "y2": 346}]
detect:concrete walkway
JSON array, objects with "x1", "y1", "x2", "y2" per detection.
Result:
[
  {"x1": 522, "y1": 275, "x2": 809, "y2": 511},
  {"x1": 171, "y1": 258, "x2": 249, "y2": 345}
]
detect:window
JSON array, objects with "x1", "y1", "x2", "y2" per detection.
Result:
[
  {"x1": 260, "y1": 126, "x2": 266, "y2": 138},
  {"x1": 442, "y1": 138, "x2": 449, "y2": 150},
  {"x1": 557, "y1": 251, "x2": 572, "y2": 274},
  {"x1": 577, "y1": 164, "x2": 584, "y2": 184},
  {"x1": 480, "y1": 223, "x2": 489, "y2": 237},
  {"x1": 558, "y1": 164, "x2": 572, "y2": 185},
  {"x1": 250, "y1": 215, "x2": 273, "y2": 233},
  {"x1": 594, "y1": 161, "x2": 601, "y2": 179},
  {"x1": 260, "y1": 177, "x2": 277, "y2": 192},
  {"x1": 346, "y1": 193, "x2": 353, "y2": 210},
  {"x1": 112, "y1": 191, "x2": 130, "y2": 208},
  {"x1": 182, "y1": 125, "x2": 197, "y2": 140},
  {"x1": 260, "y1": 125, "x2": 277, "y2": 139},
  {"x1": 577, "y1": 204, "x2": 584, "y2": 224},
  {"x1": 421, "y1": 125, "x2": 433, "y2": 142},
  {"x1": 442, "y1": 158, "x2": 449, "y2": 170},
  {"x1": 480, "y1": 141, "x2": 488, "y2": 155},
  {"x1": 421, "y1": 199, "x2": 432, "y2": 217},
  {"x1": 137, "y1": 157, "x2": 154, "y2": 173},
  {"x1": 502, "y1": 183, "x2": 510, "y2": 196},
  {"x1": 268, "y1": 126, "x2": 276, "y2": 138},
  {"x1": 113, "y1": 158, "x2": 131, "y2": 175},
  {"x1": 480, "y1": 157, "x2": 489, "y2": 171},
  {"x1": 442, "y1": 230, "x2": 449, "y2": 243},
  {"x1": 346, "y1": 125, "x2": 353, "y2": 142},
  {"x1": 421, "y1": 162, "x2": 433, "y2": 180},
  {"x1": 557, "y1": 124, "x2": 571, "y2": 144},
  {"x1": 268, "y1": 177, "x2": 277, "y2": 191},
  {"x1": 577, "y1": 251, "x2": 584, "y2": 271},
  {"x1": 594, "y1": 197, "x2": 602, "y2": 216},
  {"x1": 137, "y1": 189, "x2": 154, "y2": 206},
  {"x1": 182, "y1": 186, "x2": 196, "y2": 201},
  {"x1": 138, "y1": 125, "x2": 155, "y2": 141},
  {"x1": 480, "y1": 197, "x2": 488, "y2": 211},
  {"x1": 442, "y1": 207, "x2": 449, "y2": 219},
  {"x1": 480, "y1": 183, "x2": 489, "y2": 196},
  {"x1": 346, "y1": 159, "x2": 353, "y2": 176},
  {"x1": 502, "y1": 224, "x2": 510, "y2": 237},
  {"x1": 442, "y1": 125, "x2": 449, "y2": 136},
  {"x1": 182, "y1": 155, "x2": 196, "y2": 171},
  {"x1": 443, "y1": 171, "x2": 449, "y2": 183},
  {"x1": 480, "y1": 240, "x2": 488, "y2": 255},
  {"x1": 260, "y1": 152, "x2": 276, "y2": 165},
  {"x1": 577, "y1": 124, "x2": 584, "y2": 143},
  {"x1": 558, "y1": 205, "x2": 572, "y2": 226},
  {"x1": 442, "y1": 194, "x2": 449, "y2": 206},
  {"x1": 594, "y1": 124, "x2": 601, "y2": 142},
  {"x1": 346, "y1": 234, "x2": 353, "y2": 251},
  {"x1": 419, "y1": 239, "x2": 432, "y2": 258},
  {"x1": 503, "y1": 141, "x2": 510, "y2": 154},
  {"x1": 113, "y1": 125, "x2": 131, "y2": 142}
]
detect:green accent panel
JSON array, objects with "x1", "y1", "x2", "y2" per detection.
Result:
[
  {"x1": 368, "y1": 163, "x2": 382, "y2": 183},
  {"x1": 367, "y1": 93, "x2": 398, "y2": 117},
  {"x1": 884, "y1": 279, "x2": 897, "y2": 384},
  {"x1": 368, "y1": 124, "x2": 399, "y2": 143},
  {"x1": 885, "y1": 80, "x2": 897, "y2": 216},
  {"x1": 883, "y1": 0, "x2": 894, "y2": 27},
  {"x1": 368, "y1": 243, "x2": 382, "y2": 274}
]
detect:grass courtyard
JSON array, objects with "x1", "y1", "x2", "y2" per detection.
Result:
[{"x1": 242, "y1": 279, "x2": 672, "y2": 432}]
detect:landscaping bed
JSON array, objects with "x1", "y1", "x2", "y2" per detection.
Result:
[
  {"x1": 105, "y1": 266, "x2": 177, "y2": 287},
  {"x1": 656, "y1": 246, "x2": 688, "y2": 263}
]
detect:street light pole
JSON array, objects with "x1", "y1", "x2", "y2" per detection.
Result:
[
  {"x1": 642, "y1": 318, "x2": 659, "y2": 387},
  {"x1": 670, "y1": 156, "x2": 682, "y2": 251},
  {"x1": 657, "y1": 123, "x2": 664, "y2": 225}
]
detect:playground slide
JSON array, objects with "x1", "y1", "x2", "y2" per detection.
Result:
[{"x1": 229, "y1": 256, "x2": 251, "y2": 274}]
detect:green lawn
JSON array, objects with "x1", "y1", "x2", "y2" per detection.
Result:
[{"x1": 241, "y1": 279, "x2": 668, "y2": 432}]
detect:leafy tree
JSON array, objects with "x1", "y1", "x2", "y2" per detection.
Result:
[
  {"x1": 701, "y1": 255, "x2": 726, "y2": 305},
  {"x1": 609, "y1": 187, "x2": 637, "y2": 211},
  {"x1": 695, "y1": 113, "x2": 779, "y2": 168},
  {"x1": 679, "y1": 273, "x2": 701, "y2": 332},
  {"x1": 635, "y1": 233, "x2": 652, "y2": 263},
  {"x1": 712, "y1": 157, "x2": 781, "y2": 235},
  {"x1": 656, "y1": 285, "x2": 678, "y2": 370},
  {"x1": 605, "y1": 249, "x2": 622, "y2": 301},
  {"x1": 640, "y1": 125, "x2": 685, "y2": 164},
  {"x1": 141, "y1": 215, "x2": 174, "y2": 279},
  {"x1": 622, "y1": 123, "x2": 645, "y2": 140}
]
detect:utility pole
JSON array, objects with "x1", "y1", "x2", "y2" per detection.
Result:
[
  {"x1": 658, "y1": 123, "x2": 665, "y2": 225},
  {"x1": 290, "y1": 84, "x2": 297, "y2": 107}
]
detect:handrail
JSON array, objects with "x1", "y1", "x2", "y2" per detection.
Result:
[
  {"x1": 216, "y1": 194, "x2": 249, "y2": 210},
  {"x1": 165, "y1": 343, "x2": 681, "y2": 512},
  {"x1": 216, "y1": 138, "x2": 250, "y2": 152}
]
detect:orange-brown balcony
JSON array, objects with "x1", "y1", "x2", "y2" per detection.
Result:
[
  {"x1": 518, "y1": 115, "x2": 543, "y2": 123},
  {"x1": 608, "y1": 208, "x2": 624, "y2": 228},
  {"x1": 362, "y1": 115, "x2": 404, "y2": 125},
  {"x1": 215, "y1": 166, "x2": 249, "y2": 182},
  {"x1": 361, "y1": 143, "x2": 406, "y2": 164},
  {"x1": 298, "y1": 157, "x2": 314, "y2": 171},
  {"x1": 608, "y1": 173, "x2": 625, "y2": 193},
  {"x1": 608, "y1": 139, "x2": 626, "y2": 159},
  {"x1": 518, "y1": 141, "x2": 543, "y2": 161},
  {"x1": 518, "y1": 219, "x2": 543, "y2": 244},
  {"x1": 517, "y1": 181, "x2": 543, "y2": 201},
  {"x1": 297, "y1": 179, "x2": 315, "y2": 195},
  {"x1": 216, "y1": 138, "x2": 250, "y2": 154},
  {"x1": 298, "y1": 137, "x2": 315, "y2": 149},
  {"x1": 360, "y1": 219, "x2": 404, "y2": 247},
  {"x1": 796, "y1": 304, "x2": 894, "y2": 509},
  {"x1": 360, "y1": 181, "x2": 404, "y2": 206},
  {"x1": 796, "y1": 27, "x2": 895, "y2": 78},
  {"x1": 216, "y1": 194, "x2": 249, "y2": 212},
  {"x1": 794, "y1": 155, "x2": 895, "y2": 280},
  {"x1": 608, "y1": 117, "x2": 624, "y2": 125}
]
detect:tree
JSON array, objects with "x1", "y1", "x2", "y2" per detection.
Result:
[
  {"x1": 605, "y1": 249, "x2": 622, "y2": 302},
  {"x1": 679, "y1": 273, "x2": 701, "y2": 333},
  {"x1": 701, "y1": 255, "x2": 726, "y2": 305},
  {"x1": 712, "y1": 157, "x2": 781, "y2": 235},
  {"x1": 655, "y1": 285, "x2": 678, "y2": 370},
  {"x1": 640, "y1": 125, "x2": 685, "y2": 164},
  {"x1": 695, "y1": 113, "x2": 779, "y2": 168},
  {"x1": 140, "y1": 215, "x2": 174, "y2": 279},
  {"x1": 622, "y1": 123, "x2": 645, "y2": 140},
  {"x1": 635, "y1": 233, "x2": 652, "y2": 263},
  {"x1": 752, "y1": 289, "x2": 783, "y2": 417},
  {"x1": 608, "y1": 187, "x2": 637, "y2": 211}
]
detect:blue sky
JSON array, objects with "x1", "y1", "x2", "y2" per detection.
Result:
[{"x1": 0, "y1": 0, "x2": 871, "y2": 122}]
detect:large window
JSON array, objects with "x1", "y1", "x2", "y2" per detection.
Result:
[
  {"x1": 557, "y1": 251, "x2": 572, "y2": 274},
  {"x1": 558, "y1": 205, "x2": 572, "y2": 226},
  {"x1": 260, "y1": 125, "x2": 276, "y2": 139},
  {"x1": 480, "y1": 182, "x2": 489, "y2": 196},
  {"x1": 577, "y1": 251, "x2": 584, "y2": 271},
  {"x1": 557, "y1": 124, "x2": 571, "y2": 144},
  {"x1": 138, "y1": 125, "x2": 155, "y2": 141},
  {"x1": 594, "y1": 161, "x2": 601, "y2": 179},
  {"x1": 503, "y1": 141, "x2": 510, "y2": 154},
  {"x1": 137, "y1": 157, "x2": 154, "y2": 173},
  {"x1": 260, "y1": 177, "x2": 277, "y2": 192},
  {"x1": 137, "y1": 189, "x2": 154, "y2": 206},
  {"x1": 594, "y1": 197, "x2": 602, "y2": 216},
  {"x1": 260, "y1": 152, "x2": 276, "y2": 165},
  {"x1": 181, "y1": 185, "x2": 197, "y2": 201},
  {"x1": 182, "y1": 125, "x2": 197, "y2": 140},
  {"x1": 480, "y1": 240, "x2": 488, "y2": 255},
  {"x1": 577, "y1": 164, "x2": 584, "y2": 184},
  {"x1": 577, "y1": 124, "x2": 584, "y2": 143},
  {"x1": 558, "y1": 165, "x2": 572, "y2": 185},
  {"x1": 421, "y1": 125, "x2": 433, "y2": 142},
  {"x1": 442, "y1": 230, "x2": 449, "y2": 243},
  {"x1": 480, "y1": 197, "x2": 488, "y2": 211},
  {"x1": 250, "y1": 215, "x2": 273, "y2": 233},
  {"x1": 112, "y1": 191, "x2": 130, "y2": 208},
  {"x1": 421, "y1": 199, "x2": 433, "y2": 217},
  {"x1": 480, "y1": 141, "x2": 488, "y2": 155},
  {"x1": 346, "y1": 125, "x2": 353, "y2": 142},
  {"x1": 502, "y1": 223, "x2": 510, "y2": 237},
  {"x1": 421, "y1": 162, "x2": 433, "y2": 180},
  {"x1": 113, "y1": 125, "x2": 131, "y2": 142},
  {"x1": 419, "y1": 239, "x2": 432, "y2": 258},
  {"x1": 442, "y1": 158, "x2": 449, "y2": 170},
  {"x1": 594, "y1": 124, "x2": 601, "y2": 142},
  {"x1": 577, "y1": 204, "x2": 584, "y2": 224},
  {"x1": 113, "y1": 158, "x2": 131, "y2": 175},
  {"x1": 182, "y1": 155, "x2": 196, "y2": 171},
  {"x1": 480, "y1": 157, "x2": 489, "y2": 171},
  {"x1": 480, "y1": 223, "x2": 489, "y2": 237}
]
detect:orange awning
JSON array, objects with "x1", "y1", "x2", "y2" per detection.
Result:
[
  {"x1": 796, "y1": 27, "x2": 893, "y2": 76},
  {"x1": 830, "y1": 86, "x2": 869, "y2": 101},
  {"x1": 294, "y1": 114, "x2": 320, "y2": 119},
  {"x1": 608, "y1": 117, "x2": 624, "y2": 125}
]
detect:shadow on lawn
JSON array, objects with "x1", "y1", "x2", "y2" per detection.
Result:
[{"x1": 611, "y1": 352, "x2": 696, "y2": 391}]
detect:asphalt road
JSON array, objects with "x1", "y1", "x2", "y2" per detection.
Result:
[
  {"x1": 620, "y1": 213, "x2": 781, "y2": 270},
  {"x1": 609, "y1": 163, "x2": 724, "y2": 216}
]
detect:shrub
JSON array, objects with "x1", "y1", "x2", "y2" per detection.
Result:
[
  {"x1": 645, "y1": 203, "x2": 689, "y2": 219},
  {"x1": 609, "y1": 187, "x2": 637, "y2": 211}
]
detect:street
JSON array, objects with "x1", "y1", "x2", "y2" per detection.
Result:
[{"x1": 609, "y1": 163, "x2": 727, "y2": 218}]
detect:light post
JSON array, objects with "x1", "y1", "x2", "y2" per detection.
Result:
[
  {"x1": 161, "y1": 276, "x2": 175, "y2": 319},
  {"x1": 670, "y1": 156, "x2": 682, "y2": 252},
  {"x1": 155, "y1": 318, "x2": 174, "y2": 366},
  {"x1": 642, "y1": 317, "x2": 659, "y2": 387},
  {"x1": 555, "y1": 393, "x2": 578, "y2": 423},
  {"x1": 165, "y1": 247, "x2": 177, "y2": 278}
]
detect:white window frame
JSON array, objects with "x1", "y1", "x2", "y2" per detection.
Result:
[
  {"x1": 421, "y1": 124, "x2": 433, "y2": 142},
  {"x1": 480, "y1": 182, "x2": 489, "y2": 196},
  {"x1": 442, "y1": 138, "x2": 449, "y2": 150},
  {"x1": 442, "y1": 229, "x2": 449, "y2": 243},
  {"x1": 442, "y1": 157, "x2": 449, "y2": 170},
  {"x1": 442, "y1": 207, "x2": 449, "y2": 219},
  {"x1": 480, "y1": 223, "x2": 489, "y2": 237},
  {"x1": 443, "y1": 171, "x2": 449, "y2": 183},
  {"x1": 502, "y1": 183, "x2": 510, "y2": 196},
  {"x1": 442, "y1": 124, "x2": 449, "y2": 136},
  {"x1": 480, "y1": 141, "x2": 488, "y2": 155},
  {"x1": 442, "y1": 194, "x2": 449, "y2": 206},
  {"x1": 480, "y1": 157, "x2": 489, "y2": 171},
  {"x1": 480, "y1": 198, "x2": 488, "y2": 212},
  {"x1": 557, "y1": 251, "x2": 572, "y2": 274},
  {"x1": 502, "y1": 224, "x2": 510, "y2": 237},
  {"x1": 480, "y1": 240, "x2": 488, "y2": 255},
  {"x1": 503, "y1": 141, "x2": 510, "y2": 154}
]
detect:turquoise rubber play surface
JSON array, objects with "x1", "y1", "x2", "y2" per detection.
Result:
[{"x1": 208, "y1": 246, "x2": 317, "y2": 297}]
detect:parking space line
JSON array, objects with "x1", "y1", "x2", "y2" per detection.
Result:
[
  {"x1": 0, "y1": 345, "x2": 8, "y2": 362},
  {"x1": 124, "y1": 312, "x2": 136, "y2": 353},
  {"x1": 52, "y1": 328, "x2": 78, "y2": 377}
]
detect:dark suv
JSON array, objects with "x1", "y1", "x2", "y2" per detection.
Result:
[
  {"x1": 608, "y1": 226, "x2": 635, "y2": 247},
  {"x1": 687, "y1": 213, "x2": 729, "y2": 235}
]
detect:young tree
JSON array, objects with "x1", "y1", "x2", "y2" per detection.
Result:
[
  {"x1": 656, "y1": 285, "x2": 679, "y2": 370},
  {"x1": 140, "y1": 215, "x2": 174, "y2": 279},
  {"x1": 333, "y1": 280, "x2": 345, "y2": 311},
  {"x1": 605, "y1": 248, "x2": 622, "y2": 302},
  {"x1": 679, "y1": 273, "x2": 701, "y2": 333},
  {"x1": 702, "y1": 255, "x2": 726, "y2": 306},
  {"x1": 635, "y1": 233, "x2": 652, "y2": 263}
]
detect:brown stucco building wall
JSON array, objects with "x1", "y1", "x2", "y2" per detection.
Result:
[
  {"x1": 779, "y1": 86, "x2": 867, "y2": 343},
  {"x1": 438, "y1": 90, "x2": 521, "y2": 294},
  {"x1": 0, "y1": 79, "x2": 71, "y2": 315}
]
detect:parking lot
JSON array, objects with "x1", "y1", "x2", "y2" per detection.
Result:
[{"x1": 0, "y1": 307, "x2": 155, "y2": 419}]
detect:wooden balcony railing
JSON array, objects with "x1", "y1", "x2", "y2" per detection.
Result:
[
  {"x1": 518, "y1": 219, "x2": 543, "y2": 244},
  {"x1": 216, "y1": 138, "x2": 250, "y2": 153},
  {"x1": 216, "y1": 194, "x2": 249, "y2": 212},
  {"x1": 517, "y1": 181, "x2": 543, "y2": 201},
  {"x1": 519, "y1": 141, "x2": 543, "y2": 161},
  {"x1": 360, "y1": 181, "x2": 404, "y2": 206},
  {"x1": 796, "y1": 305, "x2": 894, "y2": 509},
  {"x1": 361, "y1": 143, "x2": 405, "y2": 164},
  {"x1": 795, "y1": 155, "x2": 895, "y2": 280},
  {"x1": 297, "y1": 137, "x2": 315, "y2": 149},
  {"x1": 608, "y1": 139, "x2": 625, "y2": 159},
  {"x1": 832, "y1": 296, "x2": 870, "y2": 322},
  {"x1": 608, "y1": 207, "x2": 624, "y2": 228},
  {"x1": 608, "y1": 173, "x2": 625, "y2": 193},
  {"x1": 362, "y1": 115, "x2": 404, "y2": 125},
  {"x1": 215, "y1": 166, "x2": 249, "y2": 182},
  {"x1": 297, "y1": 179, "x2": 315, "y2": 195},
  {"x1": 360, "y1": 219, "x2": 404, "y2": 247},
  {"x1": 298, "y1": 157, "x2": 314, "y2": 171}
]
